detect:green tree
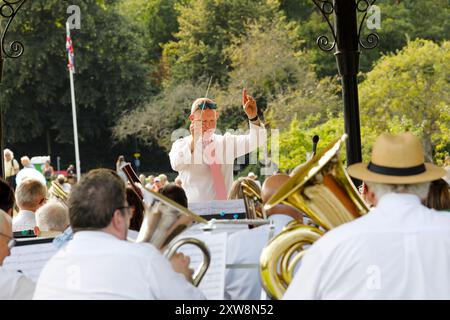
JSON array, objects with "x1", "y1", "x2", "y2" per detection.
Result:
[
  {"x1": 359, "y1": 39, "x2": 450, "y2": 164},
  {"x1": 162, "y1": 0, "x2": 279, "y2": 86},
  {"x1": 1, "y1": 0, "x2": 151, "y2": 147}
]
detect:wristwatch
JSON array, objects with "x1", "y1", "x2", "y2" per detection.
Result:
[{"x1": 248, "y1": 115, "x2": 259, "y2": 122}]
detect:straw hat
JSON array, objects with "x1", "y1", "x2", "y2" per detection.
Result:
[{"x1": 348, "y1": 132, "x2": 446, "y2": 184}]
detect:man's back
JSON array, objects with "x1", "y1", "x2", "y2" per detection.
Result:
[
  {"x1": 284, "y1": 193, "x2": 450, "y2": 300},
  {"x1": 225, "y1": 214, "x2": 293, "y2": 299},
  {"x1": 34, "y1": 231, "x2": 205, "y2": 300}
]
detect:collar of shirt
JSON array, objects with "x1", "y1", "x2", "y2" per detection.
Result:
[
  {"x1": 72, "y1": 230, "x2": 119, "y2": 242},
  {"x1": 17, "y1": 210, "x2": 34, "y2": 219},
  {"x1": 373, "y1": 193, "x2": 422, "y2": 215}
]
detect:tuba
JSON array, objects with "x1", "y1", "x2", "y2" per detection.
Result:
[
  {"x1": 49, "y1": 180, "x2": 69, "y2": 206},
  {"x1": 121, "y1": 163, "x2": 211, "y2": 286},
  {"x1": 241, "y1": 179, "x2": 266, "y2": 220},
  {"x1": 259, "y1": 134, "x2": 369, "y2": 299}
]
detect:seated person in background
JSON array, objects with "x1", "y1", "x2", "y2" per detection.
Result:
[
  {"x1": 20, "y1": 156, "x2": 34, "y2": 169},
  {"x1": 33, "y1": 169, "x2": 204, "y2": 300},
  {"x1": 13, "y1": 179, "x2": 47, "y2": 233},
  {"x1": 225, "y1": 174, "x2": 303, "y2": 300},
  {"x1": 228, "y1": 177, "x2": 261, "y2": 200},
  {"x1": 152, "y1": 177, "x2": 163, "y2": 192},
  {"x1": 424, "y1": 178, "x2": 450, "y2": 212},
  {"x1": 174, "y1": 176, "x2": 183, "y2": 188},
  {"x1": 0, "y1": 178, "x2": 15, "y2": 218},
  {"x1": 159, "y1": 183, "x2": 188, "y2": 208},
  {"x1": 35, "y1": 201, "x2": 69, "y2": 235},
  {"x1": 0, "y1": 209, "x2": 35, "y2": 299},
  {"x1": 57, "y1": 174, "x2": 72, "y2": 193}
]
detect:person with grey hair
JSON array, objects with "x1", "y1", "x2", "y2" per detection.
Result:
[
  {"x1": 4, "y1": 148, "x2": 19, "y2": 189},
  {"x1": 13, "y1": 179, "x2": 47, "y2": 232},
  {"x1": 284, "y1": 132, "x2": 450, "y2": 300},
  {"x1": 35, "y1": 201, "x2": 69, "y2": 233},
  {"x1": 0, "y1": 210, "x2": 35, "y2": 299}
]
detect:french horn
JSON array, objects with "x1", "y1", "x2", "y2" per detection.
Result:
[
  {"x1": 259, "y1": 134, "x2": 369, "y2": 299},
  {"x1": 121, "y1": 163, "x2": 211, "y2": 286},
  {"x1": 241, "y1": 178, "x2": 266, "y2": 221}
]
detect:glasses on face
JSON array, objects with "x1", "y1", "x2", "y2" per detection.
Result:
[
  {"x1": 0, "y1": 232, "x2": 16, "y2": 250},
  {"x1": 197, "y1": 101, "x2": 217, "y2": 110},
  {"x1": 117, "y1": 206, "x2": 132, "y2": 217}
]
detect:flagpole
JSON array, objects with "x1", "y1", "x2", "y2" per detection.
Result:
[{"x1": 66, "y1": 22, "x2": 81, "y2": 182}]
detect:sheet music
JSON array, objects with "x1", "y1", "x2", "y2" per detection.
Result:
[
  {"x1": 210, "y1": 200, "x2": 245, "y2": 215},
  {"x1": 173, "y1": 232, "x2": 227, "y2": 300},
  {"x1": 189, "y1": 199, "x2": 245, "y2": 216},
  {"x1": 3, "y1": 242, "x2": 58, "y2": 282}
]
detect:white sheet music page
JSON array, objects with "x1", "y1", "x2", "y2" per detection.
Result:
[
  {"x1": 189, "y1": 199, "x2": 245, "y2": 216},
  {"x1": 3, "y1": 241, "x2": 58, "y2": 282},
  {"x1": 174, "y1": 232, "x2": 227, "y2": 300}
]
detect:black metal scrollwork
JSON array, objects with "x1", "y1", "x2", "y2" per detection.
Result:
[
  {"x1": 357, "y1": 0, "x2": 379, "y2": 50},
  {"x1": 1, "y1": 0, "x2": 27, "y2": 59},
  {"x1": 312, "y1": 0, "x2": 336, "y2": 52},
  {"x1": 312, "y1": 0, "x2": 379, "y2": 52}
]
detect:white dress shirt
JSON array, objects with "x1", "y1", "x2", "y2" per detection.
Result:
[
  {"x1": 0, "y1": 267, "x2": 35, "y2": 299},
  {"x1": 169, "y1": 122, "x2": 267, "y2": 203},
  {"x1": 33, "y1": 231, "x2": 205, "y2": 300},
  {"x1": 284, "y1": 193, "x2": 450, "y2": 300},
  {"x1": 12, "y1": 210, "x2": 36, "y2": 232},
  {"x1": 225, "y1": 214, "x2": 294, "y2": 300}
]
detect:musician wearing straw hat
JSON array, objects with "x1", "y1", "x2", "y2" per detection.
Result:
[
  {"x1": 225, "y1": 174, "x2": 303, "y2": 300},
  {"x1": 169, "y1": 90, "x2": 266, "y2": 203},
  {"x1": 33, "y1": 169, "x2": 205, "y2": 300},
  {"x1": 284, "y1": 132, "x2": 450, "y2": 300}
]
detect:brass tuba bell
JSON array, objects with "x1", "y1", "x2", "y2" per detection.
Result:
[
  {"x1": 259, "y1": 134, "x2": 369, "y2": 299},
  {"x1": 121, "y1": 163, "x2": 211, "y2": 286}
]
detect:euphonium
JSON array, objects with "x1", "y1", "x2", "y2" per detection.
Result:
[
  {"x1": 49, "y1": 180, "x2": 69, "y2": 206},
  {"x1": 241, "y1": 179, "x2": 266, "y2": 220},
  {"x1": 260, "y1": 134, "x2": 369, "y2": 299},
  {"x1": 121, "y1": 163, "x2": 211, "y2": 286}
]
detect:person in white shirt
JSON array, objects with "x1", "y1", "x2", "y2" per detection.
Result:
[
  {"x1": 0, "y1": 182, "x2": 35, "y2": 300},
  {"x1": 13, "y1": 179, "x2": 47, "y2": 233},
  {"x1": 284, "y1": 132, "x2": 450, "y2": 300},
  {"x1": 225, "y1": 174, "x2": 303, "y2": 300},
  {"x1": 15, "y1": 158, "x2": 47, "y2": 188},
  {"x1": 33, "y1": 168, "x2": 205, "y2": 300},
  {"x1": 169, "y1": 89, "x2": 267, "y2": 203},
  {"x1": 35, "y1": 200, "x2": 69, "y2": 233}
]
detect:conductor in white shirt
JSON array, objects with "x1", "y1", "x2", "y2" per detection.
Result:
[
  {"x1": 169, "y1": 89, "x2": 267, "y2": 203},
  {"x1": 0, "y1": 179, "x2": 35, "y2": 300},
  {"x1": 225, "y1": 174, "x2": 303, "y2": 300},
  {"x1": 33, "y1": 169, "x2": 205, "y2": 300},
  {"x1": 284, "y1": 132, "x2": 450, "y2": 300}
]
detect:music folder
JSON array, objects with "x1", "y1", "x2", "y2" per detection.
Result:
[{"x1": 2, "y1": 237, "x2": 58, "y2": 282}]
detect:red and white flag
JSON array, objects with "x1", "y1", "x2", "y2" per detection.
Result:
[{"x1": 66, "y1": 26, "x2": 75, "y2": 73}]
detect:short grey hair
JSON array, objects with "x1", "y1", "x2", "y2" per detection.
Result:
[
  {"x1": 15, "y1": 179, "x2": 47, "y2": 209},
  {"x1": 0, "y1": 210, "x2": 12, "y2": 234},
  {"x1": 365, "y1": 181, "x2": 431, "y2": 201},
  {"x1": 35, "y1": 201, "x2": 69, "y2": 232}
]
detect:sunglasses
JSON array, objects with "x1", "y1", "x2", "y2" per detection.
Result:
[
  {"x1": 0, "y1": 232, "x2": 16, "y2": 249},
  {"x1": 197, "y1": 101, "x2": 217, "y2": 110}
]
